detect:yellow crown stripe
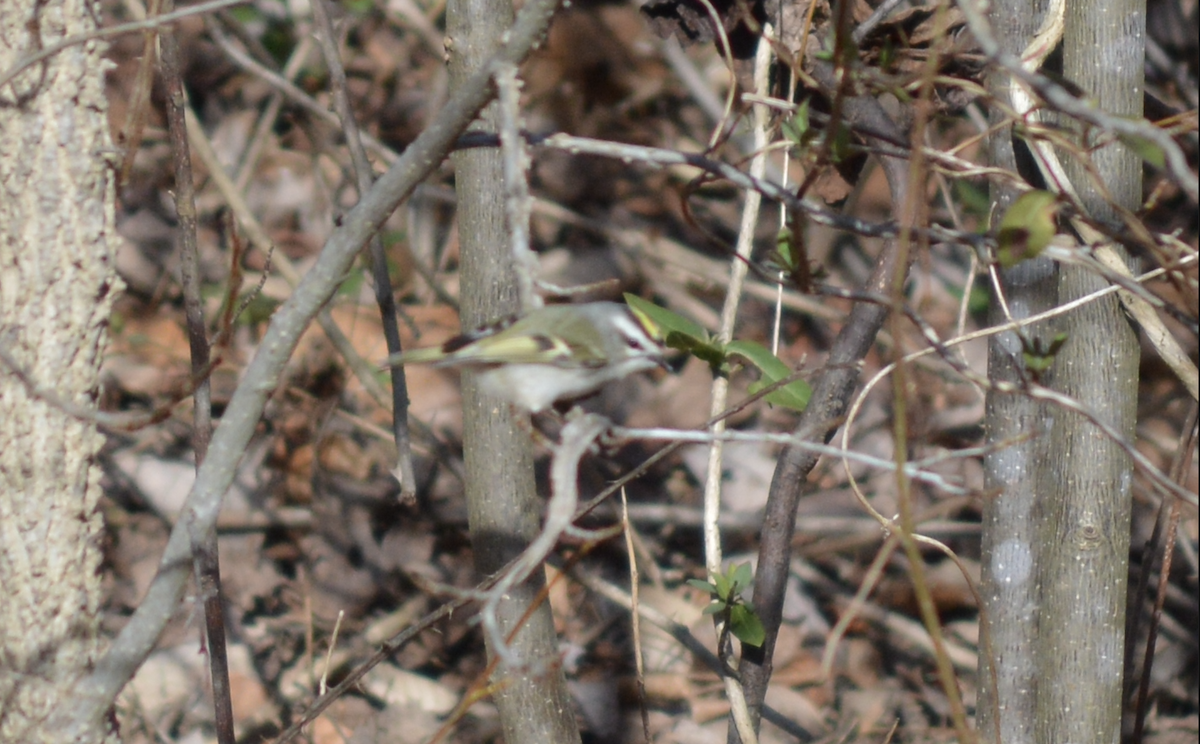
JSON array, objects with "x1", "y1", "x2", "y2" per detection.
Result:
[{"x1": 627, "y1": 304, "x2": 663, "y2": 343}]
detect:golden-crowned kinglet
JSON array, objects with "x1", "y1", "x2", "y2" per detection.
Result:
[{"x1": 385, "y1": 301, "x2": 666, "y2": 412}]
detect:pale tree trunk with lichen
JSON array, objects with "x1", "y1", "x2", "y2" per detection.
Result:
[
  {"x1": 0, "y1": 1, "x2": 122, "y2": 742},
  {"x1": 978, "y1": 0, "x2": 1058, "y2": 737},
  {"x1": 981, "y1": 0, "x2": 1144, "y2": 739},
  {"x1": 1033, "y1": 0, "x2": 1143, "y2": 739}
]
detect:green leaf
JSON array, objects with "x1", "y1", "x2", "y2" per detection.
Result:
[
  {"x1": 1118, "y1": 132, "x2": 1166, "y2": 169},
  {"x1": 702, "y1": 601, "x2": 728, "y2": 615},
  {"x1": 730, "y1": 561, "x2": 754, "y2": 592},
  {"x1": 828, "y1": 123, "x2": 853, "y2": 164},
  {"x1": 729, "y1": 604, "x2": 766, "y2": 647},
  {"x1": 781, "y1": 100, "x2": 812, "y2": 149},
  {"x1": 687, "y1": 578, "x2": 717, "y2": 593},
  {"x1": 712, "y1": 571, "x2": 733, "y2": 600},
  {"x1": 624, "y1": 294, "x2": 707, "y2": 343},
  {"x1": 668, "y1": 332, "x2": 727, "y2": 369},
  {"x1": 774, "y1": 227, "x2": 798, "y2": 270},
  {"x1": 767, "y1": 213, "x2": 821, "y2": 292},
  {"x1": 878, "y1": 37, "x2": 895, "y2": 70},
  {"x1": 624, "y1": 294, "x2": 728, "y2": 369},
  {"x1": 996, "y1": 190, "x2": 1061, "y2": 268},
  {"x1": 725, "y1": 340, "x2": 811, "y2": 412}
]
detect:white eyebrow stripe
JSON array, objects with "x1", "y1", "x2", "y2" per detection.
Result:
[{"x1": 611, "y1": 311, "x2": 657, "y2": 346}]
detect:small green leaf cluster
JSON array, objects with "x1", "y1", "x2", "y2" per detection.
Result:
[
  {"x1": 781, "y1": 100, "x2": 816, "y2": 151},
  {"x1": 766, "y1": 217, "x2": 826, "y2": 294},
  {"x1": 624, "y1": 295, "x2": 812, "y2": 412},
  {"x1": 687, "y1": 562, "x2": 766, "y2": 648},
  {"x1": 1020, "y1": 331, "x2": 1069, "y2": 382},
  {"x1": 781, "y1": 99, "x2": 853, "y2": 164}
]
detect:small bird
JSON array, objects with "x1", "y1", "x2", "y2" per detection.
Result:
[{"x1": 384, "y1": 301, "x2": 666, "y2": 412}]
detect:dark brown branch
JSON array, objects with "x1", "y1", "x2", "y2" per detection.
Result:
[
  {"x1": 731, "y1": 59, "x2": 915, "y2": 741},
  {"x1": 159, "y1": 9, "x2": 235, "y2": 744},
  {"x1": 310, "y1": 0, "x2": 418, "y2": 502}
]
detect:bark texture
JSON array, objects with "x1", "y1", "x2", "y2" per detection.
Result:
[
  {"x1": 0, "y1": 1, "x2": 121, "y2": 742},
  {"x1": 445, "y1": 0, "x2": 582, "y2": 741},
  {"x1": 1035, "y1": 0, "x2": 1144, "y2": 740},
  {"x1": 978, "y1": 0, "x2": 1056, "y2": 741}
]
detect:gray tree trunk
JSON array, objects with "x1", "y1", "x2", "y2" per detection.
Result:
[
  {"x1": 444, "y1": 1, "x2": 582, "y2": 742},
  {"x1": 982, "y1": 0, "x2": 1143, "y2": 740},
  {"x1": 978, "y1": 0, "x2": 1057, "y2": 740},
  {"x1": 0, "y1": 1, "x2": 122, "y2": 742},
  {"x1": 1034, "y1": 0, "x2": 1143, "y2": 740}
]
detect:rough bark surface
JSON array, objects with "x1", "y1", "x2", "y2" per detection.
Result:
[{"x1": 0, "y1": 1, "x2": 121, "y2": 742}]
